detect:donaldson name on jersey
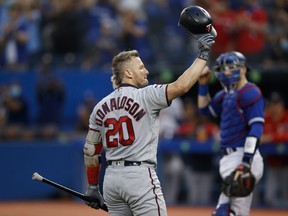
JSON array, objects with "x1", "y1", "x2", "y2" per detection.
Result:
[{"x1": 95, "y1": 96, "x2": 146, "y2": 126}]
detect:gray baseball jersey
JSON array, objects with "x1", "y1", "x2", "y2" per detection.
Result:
[{"x1": 89, "y1": 84, "x2": 169, "y2": 164}]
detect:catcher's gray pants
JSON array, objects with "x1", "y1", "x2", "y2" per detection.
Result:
[
  {"x1": 216, "y1": 148, "x2": 263, "y2": 216},
  {"x1": 103, "y1": 163, "x2": 167, "y2": 216}
]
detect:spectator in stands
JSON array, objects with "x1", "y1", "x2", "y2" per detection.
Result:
[
  {"x1": 0, "y1": 0, "x2": 9, "y2": 24},
  {"x1": 160, "y1": 0, "x2": 193, "y2": 72},
  {"x1": 44, "y1": 0, "x2": 85, "y2": 67},
  {"x1": 234, "y1": 0, "x2": 268, "y2": 68},
  {"x1": 144, "y1": 0, "x2": 171, "y2": 70},
  {"x1": 117, "y1": 0, "x2": 152, "y2": 64},
  {"x1": 262, "y1": 91, "x2": 288, "y2": 208},
  {"x1": 80, "y1": 0, "x2": 119, "y2": 71},
  {"x1": 36, "y1": 62, "x2": 65, "y2": 139},
  {"x1": 262, "y1": 1, "x2": 288, "y2": 70},
  {"x1": 82, "y1": 17, "x2": 120, "y2": 71},
  {"x1": 22, "y1": 0, "x2": 42, "y2": 70},
  {"x1": 176, "y1": 98, "x2": 198, "y2": 138},
  {"x1": 207, "y1": 0, "x2": 237, "y2": 61},
  {"x1": 0, "y1": 84, "x2": 8, "y2": 139},
  {"x1": 159, "y1": 97, "x2": 185, "y2": 204},
  {"x1": 178, "y1": 98, "x2": 218, "y2": 205},
  {"x1": 76, "y1": 90, "x2": 97, "y2": 134},
  {"x1": 0, "y1": 2, "x2": 29, "y2": 71},
  {"x1": 2, "y1": 81, "x2": 34, "y2": 140}
]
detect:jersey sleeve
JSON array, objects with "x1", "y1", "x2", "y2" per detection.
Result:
[
  {"x1": 239, "y1": 84, "x2": 262, "y2": 107},
  {"x1": 140, "y1": 84, "x2": 170, "y2": 114},
  {"x1": 240, "y1": 84, "x2": 265, "y2": 125},
  {"x1": 88, "y1": 104, "x2": 101, "y2": 131}
]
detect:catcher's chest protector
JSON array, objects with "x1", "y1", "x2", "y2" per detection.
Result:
[{"x1": 220, "y1": 92, "x2": 247, "y2": 145}]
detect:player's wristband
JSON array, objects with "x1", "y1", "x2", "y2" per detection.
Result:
[
  {"x1": 242, "y1": 136, "x2": 259, "y2": 165},
  {"x1": 86, "y1": 166, "x2": 100, "y2": 185},
  {"x1": 198, "y1": 50, "x2": 209, "y2": 61},
  {"x1": 198, "y1": 84, "x2": 209, "y2": 96},
  {"x1": 242, "y1": 153, "x2": 253, "y2": 165}
]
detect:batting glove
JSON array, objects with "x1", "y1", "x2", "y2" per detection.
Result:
[
  {"x1": 84, "y1": 184, "x2": 105, "y2": 209},
  {"x1": 197, "y1": 34, "x2": 215, "y2": 61}
]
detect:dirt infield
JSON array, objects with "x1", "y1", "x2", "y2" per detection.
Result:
[{"x1": 0, "y1": 201, "x2": 287, "y2": 216}]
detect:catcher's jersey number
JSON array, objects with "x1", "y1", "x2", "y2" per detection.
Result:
[{"x1": 105, "y1": 116, "x2": 135, "y2": 148}]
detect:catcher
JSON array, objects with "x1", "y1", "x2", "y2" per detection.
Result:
[{"x1": 197, "y1": 51, "x2": 265, "y2": 216}]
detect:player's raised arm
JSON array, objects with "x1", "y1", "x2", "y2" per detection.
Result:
[{"x1": 167, "y1": 6, "x2": 216, "y2": 102}]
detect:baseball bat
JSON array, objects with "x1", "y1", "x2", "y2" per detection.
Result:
[{"x1": 32, "y1": 172, "x2": 108, "y2": 212}]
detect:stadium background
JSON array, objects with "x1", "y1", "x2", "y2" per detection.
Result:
[{"x1": 0, "y1": 0, "x2": 288, "y2": 215}]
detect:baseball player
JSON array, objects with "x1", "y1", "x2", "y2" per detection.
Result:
[
  {"x1": 197, "y1": 51, "x2": 265, "y2": 216},
  {"x1": 82, "y1": 11, "x2": 216, "y2": 215}
]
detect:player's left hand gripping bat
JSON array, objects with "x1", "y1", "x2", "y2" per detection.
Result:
[{"x1": 32, "y1": 172, "x2": 108, "y2": 212}]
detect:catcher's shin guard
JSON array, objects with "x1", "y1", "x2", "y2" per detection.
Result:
[{"x1": 212, "y1": 203, "x2": 235, "y2": 216}]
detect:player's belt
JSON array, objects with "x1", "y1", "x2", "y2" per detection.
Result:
[
  {"x1": 107, "y1": 160, "x2": 155, "y2": 167},
  {"x1": 221, "y1": 147, "x2": 238, "y2": 155}
]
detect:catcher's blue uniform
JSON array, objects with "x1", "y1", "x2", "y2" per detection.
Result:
[
  {"x1": 199, "y1": 81, "x2": 265, "y2": 216},
  {"x1": 199, "y1": 82, "x2": 265, "y2": 149},
  {"x1": 198, "y1": 51, "x2": 265, "y2": 216}
]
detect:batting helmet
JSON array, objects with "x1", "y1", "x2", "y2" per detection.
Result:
[{"x1": 178, "y1": 5, "x2": 216, "y2": 36}]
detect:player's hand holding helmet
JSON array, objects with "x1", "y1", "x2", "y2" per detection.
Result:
[
  {"x1": 178, "y1": 5, "x2": 217, "y2": 61},
  {"x1": 85, "y1": 184, "x2": 105, "y2": 209},
  {"x1": 197, "y1": 34, "x2": 216, "y2": 61}
]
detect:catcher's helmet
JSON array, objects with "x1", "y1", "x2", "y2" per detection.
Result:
[
  {"x1": 213, "y1": 51, "x2": 248, "y2": 72},
  {"x1": 213, "y1": 51, "x2": 249, "y2": 91},
  {"x1": 178, "y1": 5, "x2": 216, "y2": 36}
]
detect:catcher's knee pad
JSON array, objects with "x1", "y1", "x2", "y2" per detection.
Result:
[{"x1": 212, "y1": 203, "x2": 235, "y2": 216}]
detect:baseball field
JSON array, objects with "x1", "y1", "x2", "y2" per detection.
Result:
[{"x1": 0, "y1": 201, "x2": 287, "y2": 216}]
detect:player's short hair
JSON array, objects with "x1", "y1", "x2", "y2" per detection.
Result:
[{"x1": 111, "y1": 50, "x2": 139, "y2": 89}]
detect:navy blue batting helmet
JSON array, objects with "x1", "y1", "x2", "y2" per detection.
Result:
[{"x1": 178, "y1": 5, "x2": 216, "y2": 36}]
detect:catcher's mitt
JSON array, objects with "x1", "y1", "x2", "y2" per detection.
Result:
[{"x1": 221, "y1": 164, "x2": 256, "y2": 197}]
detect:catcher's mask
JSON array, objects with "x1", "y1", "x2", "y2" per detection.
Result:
[
  {"x1": 213, "y1": 51, "x2": 249, "y2": 92},
  {"x1": 178, "y1": 5, "x2": 216, "y2": 36}
]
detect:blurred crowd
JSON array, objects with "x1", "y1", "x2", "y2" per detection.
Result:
[
  {"x1": 0, "y1": 0, "x2": 288, "y2": 209},
  {"x1": 0, "y1": 0, "x2": 287, "y2": 72},
  {"x1": 0, "y1": 64, "x2": 66, "y2": 140}
]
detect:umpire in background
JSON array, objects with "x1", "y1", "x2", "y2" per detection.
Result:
[{"x1": 197, "y1": 51, "x2": 265, "y2": 216}]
